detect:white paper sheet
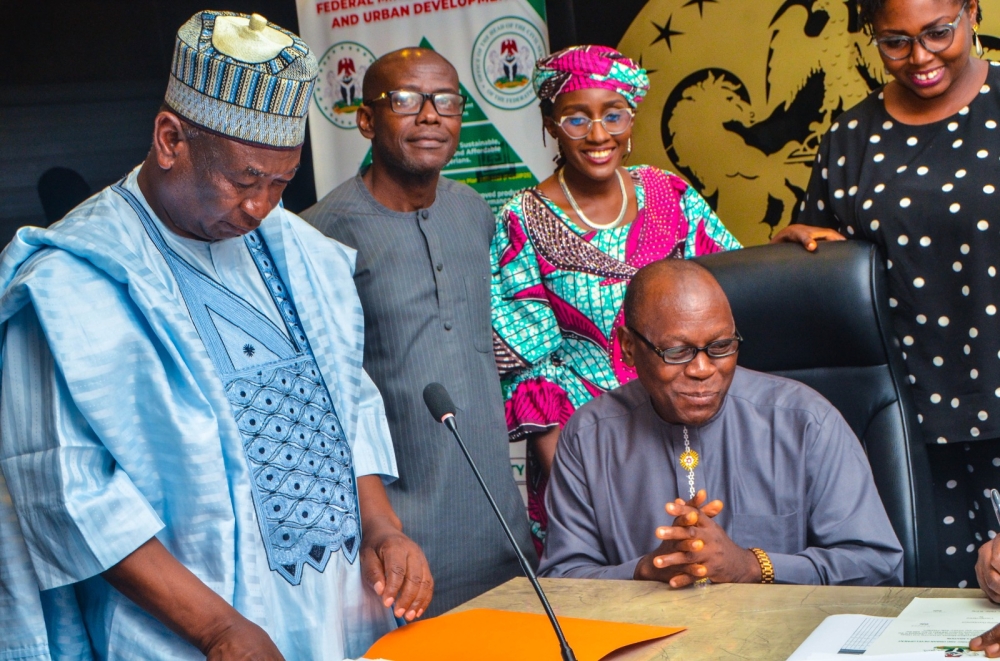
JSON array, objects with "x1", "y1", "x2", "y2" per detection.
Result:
[
  {"x1": 804, "y1": 654, "x2": 948, "y2": 660},
  {"x1": 787, "y1": 614, "x2": 895, "y2": 660},
  {"x1": 865, "y1": 598, "x2": 1000, "y2": 656}
]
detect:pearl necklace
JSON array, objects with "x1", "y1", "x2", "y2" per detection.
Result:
[{"x1": 558, "y1": 167, "x2": 629, "y2": 230}]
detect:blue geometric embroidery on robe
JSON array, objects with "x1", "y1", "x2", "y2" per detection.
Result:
[{"x1": 113, "y1": 184, "x2": 361, "y2": 585}]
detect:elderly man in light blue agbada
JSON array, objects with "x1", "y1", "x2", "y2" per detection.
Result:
[{"x1": 0, "y1": 11, "x2": 433, "y2": 661}]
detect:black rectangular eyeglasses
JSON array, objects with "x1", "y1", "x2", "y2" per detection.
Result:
[
  {"x1": 627, "y1": 326, "x2": 743, "y2": 365},
  {"x1": 364, "y1": 90, "x2": 466, "y2": 116}
]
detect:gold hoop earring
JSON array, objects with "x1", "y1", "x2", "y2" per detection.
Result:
[{"x1": 975, "y1": 24, "x2": 985, "y2": 57}]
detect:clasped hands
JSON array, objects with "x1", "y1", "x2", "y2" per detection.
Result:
[{"x1": 634, "y1": 489, "x2": 761, "y2": 587}]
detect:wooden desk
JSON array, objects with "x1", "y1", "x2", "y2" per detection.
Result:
[{"x1": 454, "y1": 578, "x2": 979, "y2": 660}]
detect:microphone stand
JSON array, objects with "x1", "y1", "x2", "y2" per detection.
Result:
[{"x1": 441, "y1": 415, "x2": 578, "y2": 661}]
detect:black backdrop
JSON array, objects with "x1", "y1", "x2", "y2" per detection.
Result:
[{"x1": 0, "y1": 0, "x2": 629, "y2": 246}]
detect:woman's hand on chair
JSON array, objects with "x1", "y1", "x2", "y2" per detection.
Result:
[{"x1": 771, "y1": 225, "x2": 846, "y2": 252}]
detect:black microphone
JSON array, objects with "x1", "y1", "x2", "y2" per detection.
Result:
[{"x1": 423, "y1": 382, "x2": 578, "y2": 661}]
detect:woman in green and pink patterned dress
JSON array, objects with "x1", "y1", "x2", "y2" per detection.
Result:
[{"x1": 490, "y1": 45, "x2": 741, "y2": 553}]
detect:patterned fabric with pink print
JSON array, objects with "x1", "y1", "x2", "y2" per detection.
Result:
[
  {"x1": 532, "y1": 45, "x2": 651, "y2": 108},
  {"x1": 490, "y1": 165, "x2": 740, "y2": 553}
]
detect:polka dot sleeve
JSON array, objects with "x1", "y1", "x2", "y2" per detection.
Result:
[{"x1": 797, "y1": 130, "x2": 841, "y2": 231}]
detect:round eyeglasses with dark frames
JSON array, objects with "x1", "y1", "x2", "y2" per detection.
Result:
[
  {"x1": 556, "y1": 107, "x2": 635, "y2": 140},
  {"x1": 364, "y1": 90, "x2": 467, "y2": 116},
  {"x1": 627, "y1": 326, "x2": 743, "y2": 365},
  {"x1": 873, "y1": 2, "x2": 967, "y2": 61}
]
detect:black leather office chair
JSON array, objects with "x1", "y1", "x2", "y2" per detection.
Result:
[{"x1": 696, "y1": 241, "x2": 937, "y2": 586}]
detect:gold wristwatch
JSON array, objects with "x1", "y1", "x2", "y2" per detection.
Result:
[{"x1": 750, "y1": 547, "x2": 774, "y2": 584}]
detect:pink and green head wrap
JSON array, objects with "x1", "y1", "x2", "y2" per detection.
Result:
[{"x1": 532, "y1": 45, "x2": 650, "y2": 108}]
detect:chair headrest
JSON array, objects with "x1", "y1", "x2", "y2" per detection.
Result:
[{"x1": 695, "y1": 241, "x2": 888, "y2": 372}]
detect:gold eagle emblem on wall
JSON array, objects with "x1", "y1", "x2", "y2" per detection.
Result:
[{"x1": 619, "y1": 0, "x2": 1000, "y2": 246}]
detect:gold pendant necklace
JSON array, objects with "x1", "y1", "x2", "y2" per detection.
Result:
[
  {"x1": 679, "y1": 426, "x2": 699, "y2": 500},
  {"x1": 680, "y1": 426, "x2": 711, "y2": 586}
]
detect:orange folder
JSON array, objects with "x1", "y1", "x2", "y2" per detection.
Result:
[{"x1": 364, "y1": 608, "x2": 684, "y2": 661}]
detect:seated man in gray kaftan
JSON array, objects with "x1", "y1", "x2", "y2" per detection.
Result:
[
  {"x1": 538, "y1": 259, "x2": 903, "y2": 587},
  {"x1": 0, "y1": 11, "x2": 431, "y2": 661}
]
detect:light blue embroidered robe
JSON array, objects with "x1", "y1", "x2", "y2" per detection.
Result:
[{"x1": 0, "y1": 168, "x2": 397, "y2": 661}]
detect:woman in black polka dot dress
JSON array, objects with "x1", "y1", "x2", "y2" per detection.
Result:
[{"x1": 775, "y1": 0, "x2": 999, "y2": 587}]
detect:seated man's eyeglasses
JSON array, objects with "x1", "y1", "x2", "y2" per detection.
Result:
[
  {"x1": 365, "y1": 90, "x2": 467, "y2": 116},
  {"x1": 873, "y1": 1, "x2": 967, "y2": 60},
  {"x1": 557, "y1": 108, "x2": 635, "y2": 140},
  {"x1": 627, "y1": 326, "x2": 743, "y2": 365}
]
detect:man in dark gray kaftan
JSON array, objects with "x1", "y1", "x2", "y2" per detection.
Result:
[
  {"x1": 302, "y1": 48, "x2": 532, "y2": 614},
  {"x1": 538, "y1": 258, "x2": 903, "y2": 587},
  {"x1": 538, "y1": 368, "x2": 905, "y2": 585}
]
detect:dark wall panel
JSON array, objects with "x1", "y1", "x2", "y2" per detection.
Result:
[
  {"x1": 0, "y1": 82, "x2": 162, "y2": 246},
  {"x1": 0, "y1": 1, "x2": 309, "y2": 248},
  {"x1": 0, "y1": 1, "x2": 301, "y2": 86},
  {"x1": 548, "y1": 0, "x2": 648, "y2": 49}
]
